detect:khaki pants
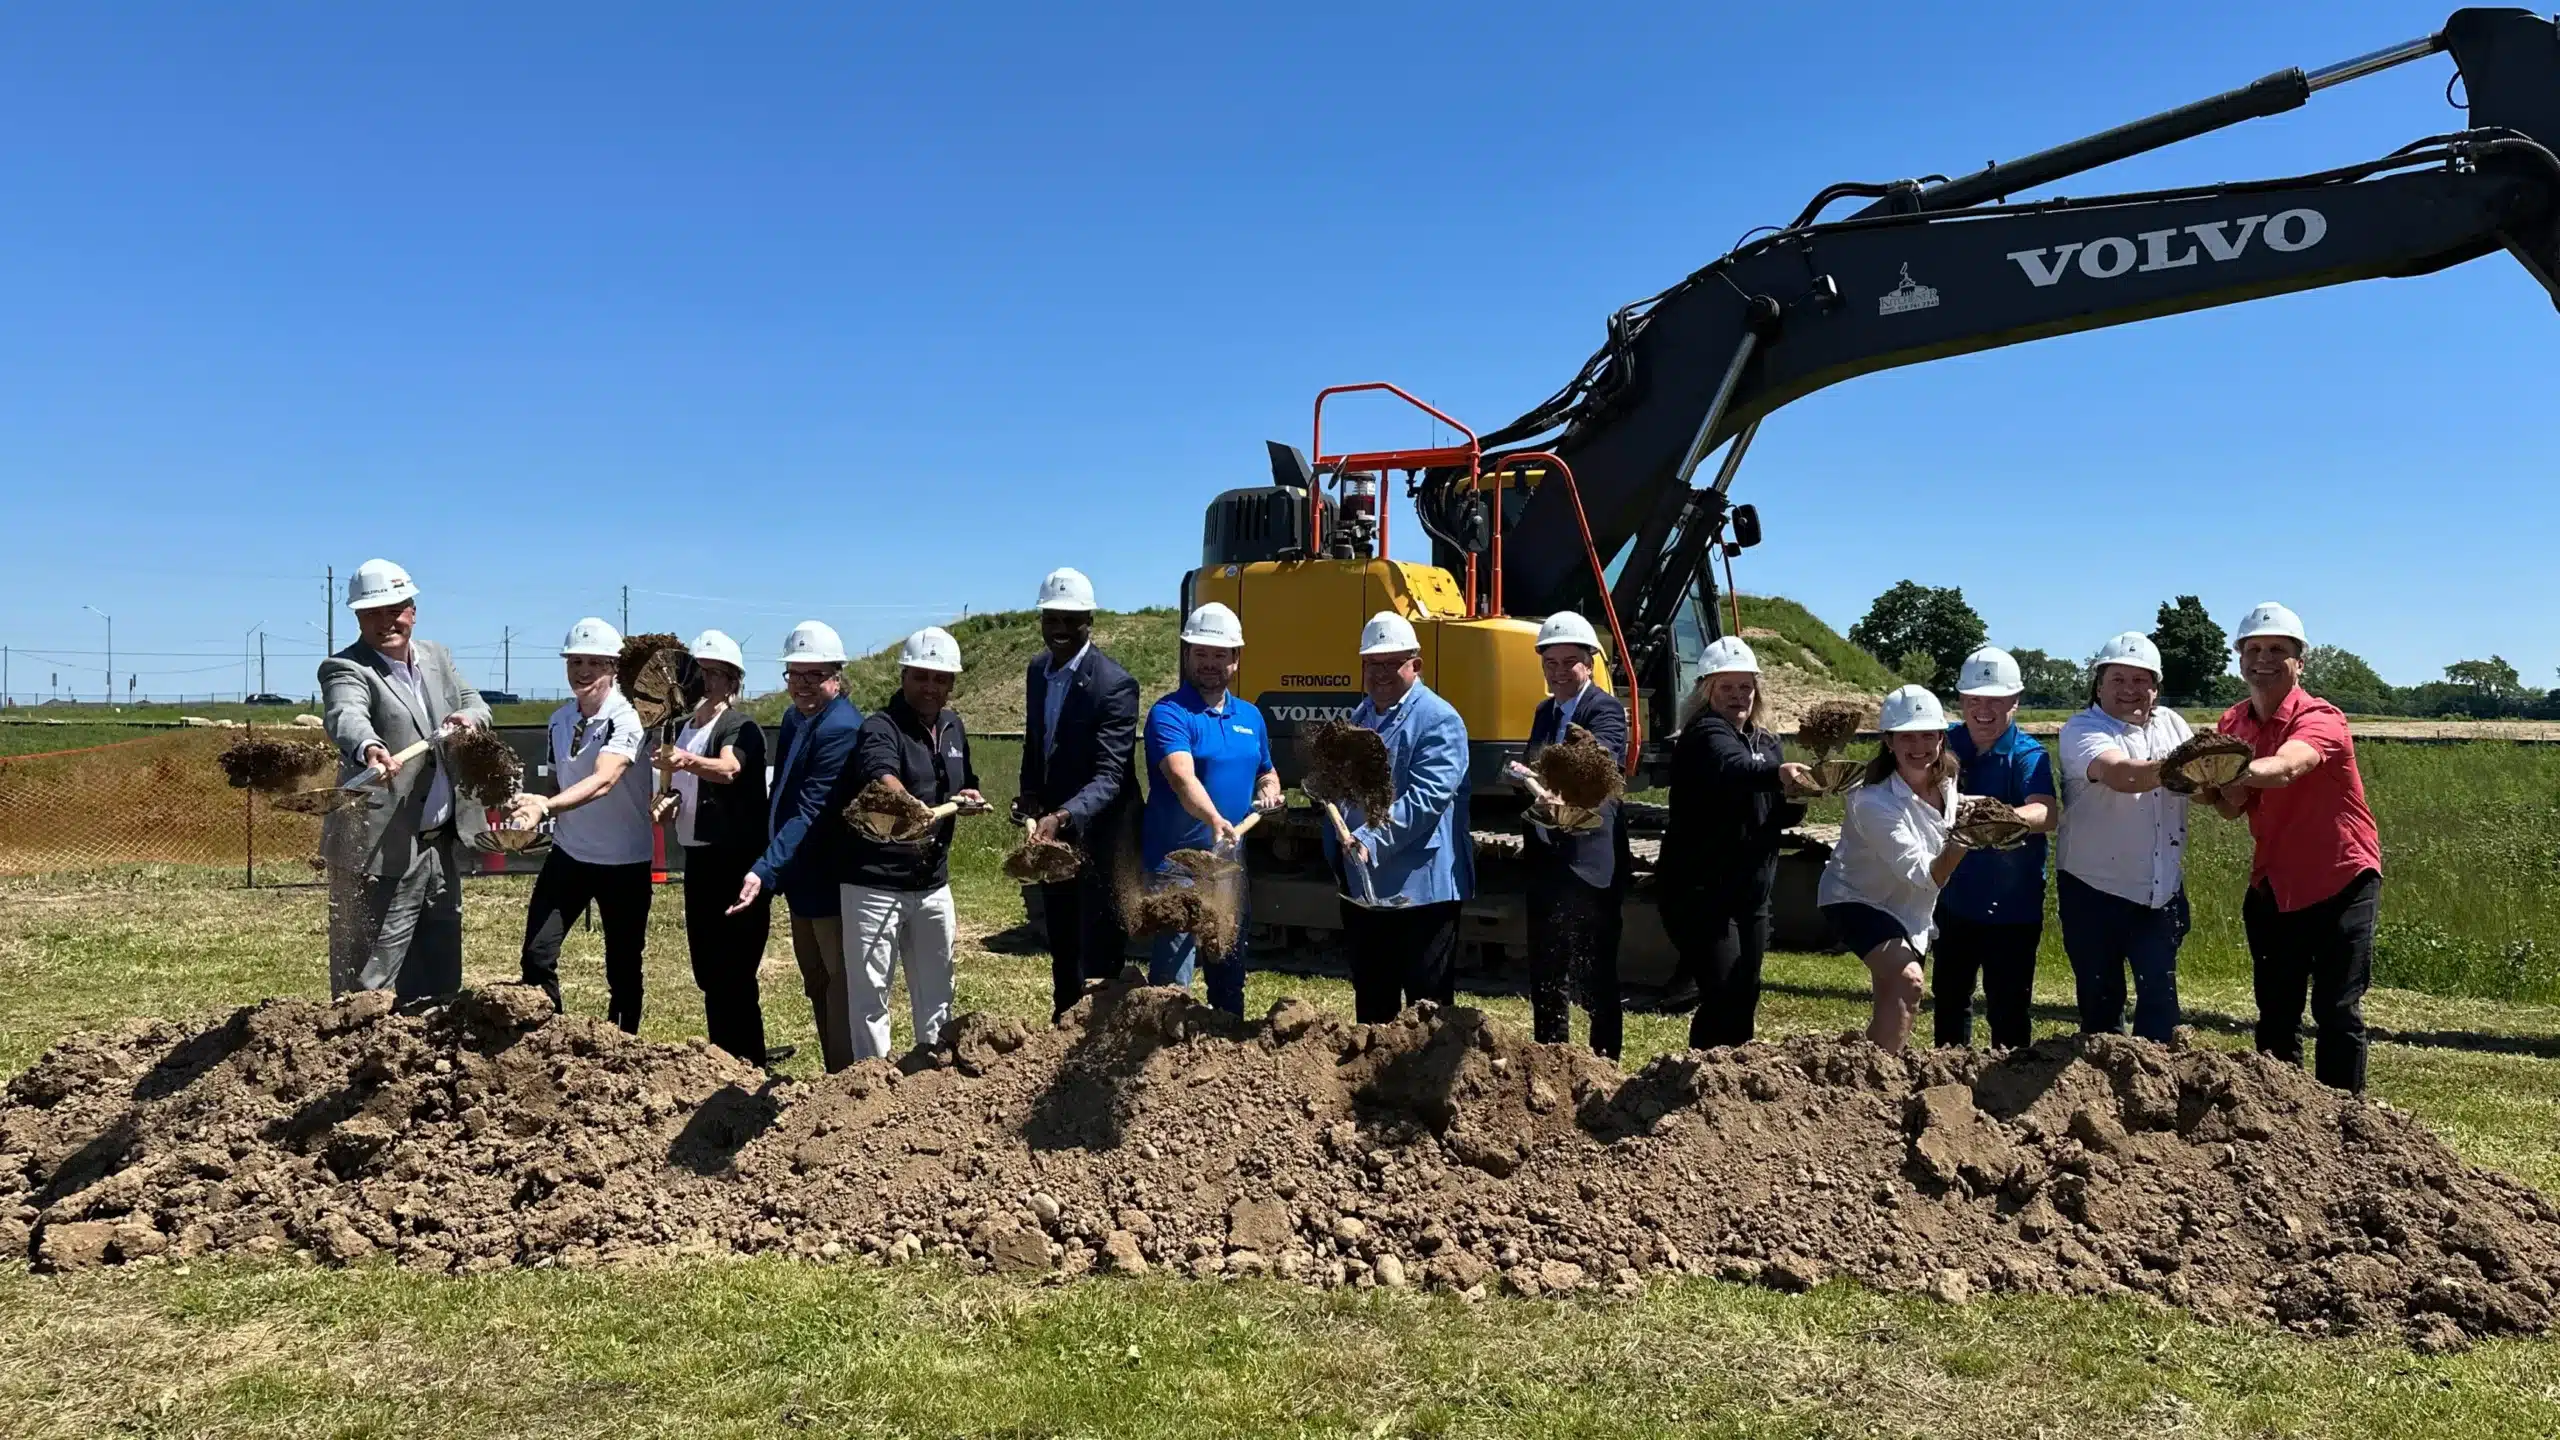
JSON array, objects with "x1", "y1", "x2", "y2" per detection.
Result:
[
  {"x1": 790, "y1": 910, "x2": 852, "y2": 1072},
  {"x1": 841, "y1": 882, "x2": 956, "y2": 1061}
]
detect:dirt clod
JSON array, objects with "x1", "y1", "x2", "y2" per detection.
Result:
[
  {"x1": 846, "y1": 779, "x2": 934, "y2": 843},
  {"x1": 1797, "y1": 700, "x2": 1871, "y2": 759},
  {"x1": 215, "y1": 737, "x2": 334, "y2": 793},
  {"x1": 6, "y1": 987, "x2": 2558, "y2": 1348},
  {"x1": 1532, "y1": 725, "x2": 1623, "y2": 810},
  {"x1": 1304, "y1": 720, "x2": 1392, "y2": 818},
  {"x1": 442, "y1": 727, "x2": 524, "y2": 808}
]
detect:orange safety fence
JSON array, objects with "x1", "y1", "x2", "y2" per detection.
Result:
[{"x1": 0, "y1": 728, "x2": 330, "y2": 882}]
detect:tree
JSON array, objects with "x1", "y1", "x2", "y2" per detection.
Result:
[
  {"x1": 1895, "y1": 649, "x2": 1938, "y2": 686},
  {"x1": 2300, "y1": 644, "x2": 2393, "y2": 716},
  {"x1": 2150, "y1": 596, "x2": 2228, "y2": 704},
  {"x1": 2010, "y1": 647, "x2": 2085, "y2": 707},
  {"x1": 1849, "y1": 581, "x2": 1986, "y2": 691},
  {"x1": 2444, "y1": 655, "x2": 2524, "y2": 698}
]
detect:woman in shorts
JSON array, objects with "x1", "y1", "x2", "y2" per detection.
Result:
[{"x1": 1816, "y1": 685, "x2": 1970, "y2": 1049}]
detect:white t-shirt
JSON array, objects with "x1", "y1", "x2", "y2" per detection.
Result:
[
  {"x1": 670, "y1": 715, "x2": 718, "y2": 849},
  {"x1": 1817, "y1": 772, "x2": 1957, "y2": 951},
  {"x1": 547, "y1": 691, "x2": 654, "y2": 866},
  {"x1": 2056, "y1": 704, "x2": 2194, "y2": 908}
]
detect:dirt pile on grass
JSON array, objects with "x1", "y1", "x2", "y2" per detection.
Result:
[{"x1": 8, "y1": 986, "x2": 2559, "y2": 1349}]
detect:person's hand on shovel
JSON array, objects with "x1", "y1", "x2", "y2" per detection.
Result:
[
  {"x1": 505, "y1": 791, "x2": 551, "y2": 830},
  {"x1": 362, "y1": 743, "x2": 404, "y2": 783},
  {"x1": 955, "y1": 789, "x2": 992, "y2": 817},
  {"x1": 1031, "y1": 810, "x2": 1068, "y2": 844}
]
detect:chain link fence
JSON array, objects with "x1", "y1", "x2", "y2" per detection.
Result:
[{"x1": 0, "y1": 727, "x2": 336, "y2": 882}]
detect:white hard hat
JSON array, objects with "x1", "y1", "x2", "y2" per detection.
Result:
[
  {"x1": 1534, "y1": 611, "x2": 1601, "y2": 653},
  {"x1": 2234, "y1": 601, "x2": 2306, "y2": 650},
  {"x1": 345, "y1": 558, "x2": 419, "y2": 611},
  {"x1": 1358, "y1": 611, "x2": 1420, "y2": 656},
  {"x1": 560, "y1": 617, "x2": 622, "y2": 658},
  {"x1": 1700, "y1": 635, "x2": 1759, "y2": 676},
  {"x1": 1180, "y1": 602, "x2": 1244, "y2": 648},
  {"x1": 689, "y1": 629, "x2": 744, "y2": 672},
  {"x1": 2092, "y1": 631, "x2": 2163, "y2": 678},
  {"x1": 1879, "y1": 684, "x2": 1947, "y2": 733},
  {"x1": 899, "y1": 626, "x2": 964, "y2": 674},
  {"x1": 1037, "y1": 568, "x2": 1097, "y2": 613},
  {"x1": 1957, "y1": 646, "x2": 2024, "y2": 698},
  {"x1": 779, "y1": 620, "x2": 847, "y2": 666}
]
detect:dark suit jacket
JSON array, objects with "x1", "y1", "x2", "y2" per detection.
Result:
[
  {"x1": 1020, "y1": 647, "x2": 1140, "y2": 851},
  {"x1": 1523, "y1": 683, "x2": 1631, "y2": 891},
  {"x1": 1658, "y1": 712, "x2": 1806, "y2": 911},
  {"x1": 683, "y1": 706, "x2": 770, "y2": 856},
  {"x1": 754, "y1": 695, "x2": 864, "y2": 913}
]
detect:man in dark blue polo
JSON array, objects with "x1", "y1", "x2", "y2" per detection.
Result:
[
  {"x1": 1934, "y1": 646, "x2": 2059, "y2": 1050},
  {"x1": 1018, "y1": 567, "x2": 1142, "y2": 1019}
]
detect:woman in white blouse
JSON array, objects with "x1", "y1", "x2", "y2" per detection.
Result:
[{"x1": 1816, "y1": 685, "x2": 1971, "y2": 1049}]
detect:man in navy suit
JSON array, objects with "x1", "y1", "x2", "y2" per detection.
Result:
[
  {"x1": 1017, "y1": 567, "x2": 1142, "y2": 1019},
  {"x1": 1513, "y1": 612, "x2": 1632, "y2": 1060},
  {"x1": 731, "y1": 620, "x2": 865, "y2": 1071}
]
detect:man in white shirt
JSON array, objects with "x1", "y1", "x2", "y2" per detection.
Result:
[
  {"x1": 318, "y1": 559, "x2": 492, "y2": 1002},
  {"x1": 2055, "y1": 631, "x2": 2194, "y2": 1042},
  {"x1": 509, "y1": 619, "x2": 657, "y2": 1031}
]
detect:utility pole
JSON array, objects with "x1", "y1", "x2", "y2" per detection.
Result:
[
  {"x1": 84, "y1": 606, "x2": 112, "y2": 706},
  {"x1": 325, "y1": 566, "x2": 335, "y2": 654},
  {"x1": 620, "y1": 585, "x2": 630, "y2": 634},
  {"x1": 501, "y1": 626, "x2": 517, "y2": 692},
  {"x1": 259, "y1": 631, "x2": 268, "y2": 695}
]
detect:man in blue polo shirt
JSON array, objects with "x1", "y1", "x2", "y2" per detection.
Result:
[
  {"x1": 1935, "y1": 646, "x2": 2059, "y2": 1049},
  {"x1": 1142, "y1": 603, "x2": 1282, "y2": 1015}
]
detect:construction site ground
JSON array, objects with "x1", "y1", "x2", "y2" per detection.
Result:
[{"x1": 3, "y1": 865, "x2": 2558, "y2": 1437}]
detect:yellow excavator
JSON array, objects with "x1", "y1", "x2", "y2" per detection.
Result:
[{"x1": 1179, "y1": 9, "x2": 2560, "y2": 980}]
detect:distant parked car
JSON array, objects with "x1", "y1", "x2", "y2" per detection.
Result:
[
  {"x1": 479, "y1": 690, "x2": 523, "y2": 705},
  {"x1": 244, "y1": 693, "x2": 296, "y2": 706}
]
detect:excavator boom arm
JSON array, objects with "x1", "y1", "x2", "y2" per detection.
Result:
[{"x1": 1443, "y1": 8, "x2": 2560, "y2": 730}]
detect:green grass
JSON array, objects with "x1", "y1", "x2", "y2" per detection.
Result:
[
  {"x1": 0, "y1": 724, "x2": 166, "y2": 759},
  {"x1": 4, "y1": 723, "x2": 2560, "y2": 1433},
  {"x1": 2, "y1": 857, "x2": 2558, "y2": 1435},
  {"x1": 1731, "y1": 594, "x2": 1898, "y2": 691}
]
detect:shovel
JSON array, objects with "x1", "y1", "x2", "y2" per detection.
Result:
[
  {"x1": 1314, "y1": 795, "x2": 1383, "y2": 907},
  {"x1": 1505, "y1": 761, "x2": 1604, "y2": 835},
  {"x1": 273, "y1": 737, "x2": 434, "y2": 815}
]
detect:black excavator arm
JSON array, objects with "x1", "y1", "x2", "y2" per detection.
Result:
[{"x1": 1423, "y1": 7, "x2": 2560, "y2": 739}]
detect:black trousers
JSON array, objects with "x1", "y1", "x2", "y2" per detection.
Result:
[
  {"x1": 1932, "y1": 913, "x2": 2042, "y2": 1050},
  {"x1": 1345, "y1": 900, "x2": 1462, "y2": 1025},
  {"x1": 1043, "y1": 862, "x2": 1130, "y2": 1019},
  {"x1": 1666, "y1": 879, "x2": 1773, "y2": 1050},
  {"x1": 2245, "y1": 869, "x2": 2381, "y2": 1093},
  {"x1": 1528, "y1": 866, "x2": 1624, "y2": 1059},
  {"x1": 682, "y1": 844, "x2": 772, "y2": 1063},
  {"x1": 520, "y1": 850, "x2": 655, "y2": 1032}
]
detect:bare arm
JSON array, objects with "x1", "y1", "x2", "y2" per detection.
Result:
[
  {"x1": 2086, "y1": 749, "x2": 2165, "y2": 795},
  {"x1": 2233, "y1": 738, "x2": 2323, "y2": 789},
  {"x1": 2014, "y1": 794, "x2": 2058, "y2": 833},
  {"x1": 541, "y1": 751, "x2": 632, "y2": 816}
]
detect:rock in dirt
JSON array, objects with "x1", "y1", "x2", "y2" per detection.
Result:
[{"x1": 6, "y1": 983, "x2": 2560, "y2": 1349}]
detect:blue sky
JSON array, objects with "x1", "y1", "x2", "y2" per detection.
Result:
[{"x1": 1, "y1": 1, "x2": 2550, "y2": 702}]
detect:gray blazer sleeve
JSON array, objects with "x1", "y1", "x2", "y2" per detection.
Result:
[
  {"x1": 427, "y1": 642, "x2": 490, "y2": 729},
  {"x1": 319, "y1": 656, "x2": 384, "y2": 769}
]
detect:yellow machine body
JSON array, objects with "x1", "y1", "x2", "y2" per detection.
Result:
[{"x1": 1186, "y1": 556, "x2": 1611, "y2": 755}]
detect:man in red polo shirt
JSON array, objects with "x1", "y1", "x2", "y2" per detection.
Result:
[{"x1": 2201, "y1": 601, "x2": 2383, "y2": 1092}]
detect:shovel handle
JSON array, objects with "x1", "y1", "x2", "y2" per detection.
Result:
[
  {"x1": 1321, "y1": 801, "x2": 1380, "y2": 905},
  {"x1": 927, "y1": 800, "x2": 965, "y2": 822},
  {"x1": 1230, "y1": 810, "x2": 1265, "y2": 842}
]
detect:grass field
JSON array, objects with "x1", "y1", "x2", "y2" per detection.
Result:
[
  {"x1": 6, "y1": 704, "x2": 2560, "y2": 1433},
  {"x1": 3, "y1": 722, "x2": 2560, "y2": 1435}
]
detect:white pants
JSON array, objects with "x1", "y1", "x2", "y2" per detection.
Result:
[{"x1": 840, "y1": 882, "x2": 957, "y2": 1061}]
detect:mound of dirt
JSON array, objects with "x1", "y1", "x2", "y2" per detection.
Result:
[{"x1": 7, "y1": 987, "x2": 2557, "y2": 1350}]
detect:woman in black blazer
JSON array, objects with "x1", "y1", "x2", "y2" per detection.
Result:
[
  {"x1": 660, "y1": 630, "x2": 779, "y2": 1064},
  {"x1": 1658, "y1": 637, "x2": 1814, "y2": 1049}
]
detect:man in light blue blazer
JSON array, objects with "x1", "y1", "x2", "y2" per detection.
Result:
[{"x1": 1323, "y1": 611, "x2": 1474, "y2": 1023}]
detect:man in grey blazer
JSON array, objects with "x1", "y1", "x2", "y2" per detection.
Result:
[{"x1": 320, "y1": 559, "x2": 493, "y2": 1001}]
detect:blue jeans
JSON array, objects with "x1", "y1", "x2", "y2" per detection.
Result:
[
  {"x1": 1146, "y1": 864, "x2": 1249, "y2": 1017},
  {"x1": 2056, "y1": 870, "x2": 2188, "y2": 1042}
]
